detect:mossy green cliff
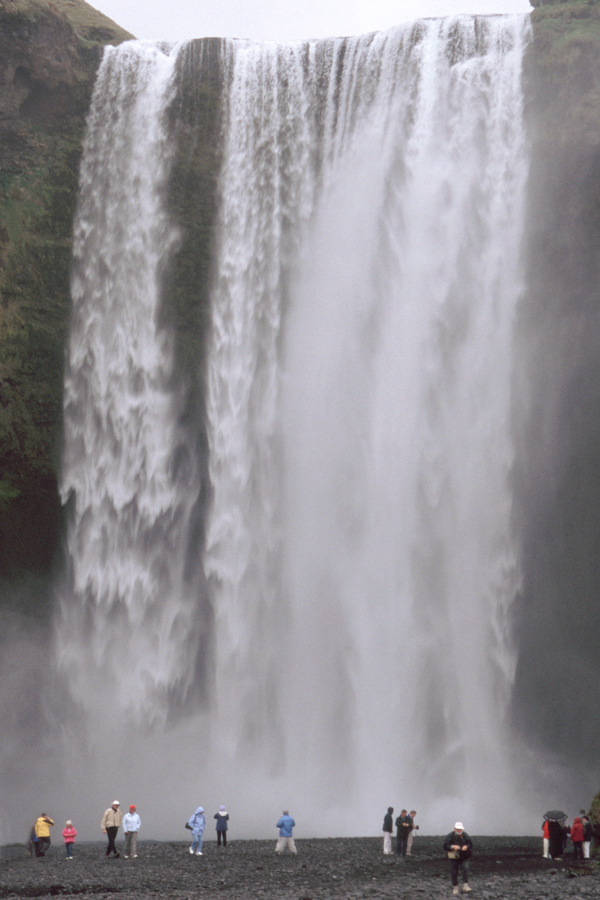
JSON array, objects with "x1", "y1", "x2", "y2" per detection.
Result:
[{"x1": 0, "y1": 0, "x2": 132, "y2": 577}]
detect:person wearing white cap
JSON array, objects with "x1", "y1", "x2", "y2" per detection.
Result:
[
  {"x1": 101, "y1": 801, "x2": 123, "y2": 858},
  {"x1": 443, "y1": 822, "x2": 473, "y2": 894}
]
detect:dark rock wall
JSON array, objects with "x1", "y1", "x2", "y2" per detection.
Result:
[{"x1": 512, "y1": 0, "x2": 600, "y2": 770}]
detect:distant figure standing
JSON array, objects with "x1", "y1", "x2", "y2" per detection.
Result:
[
  {"x1": 382, "y1": 807, "x2": 394, "y2": 855},
  {"x1": 443, "y1": 822, "x2": 473, "y2": 894},
  {"x1": 582, "y1": 815, "x2": 593, "y2": 859},
  {"x1": 542, "y1": 819, "x2": 550, "y2": 858},
  {"x1": 214, "y1": 806, "x2": 229, "y2": 847},
  {"x1": 62, "y1": 820, "x2": 77, "y2": 858},
  {"x1": 547, "y1": 819, "x2": 564, "y2": 859},
  {"x1": 27, "y1": 823, "x2": 37, "y2": 857},
  {"x1": 101, "y1": 801, "x2": 123, "y2": 858},
  {"x1": 275, "y1": 810, "x2": 297, "y2": 854},
  {"x1": 395, "y1": 809, "x2": 411, "y2": 856},
  {"x1": 34, "y1": 813, "x2": 54, "y2": 857},
  {"x1": 122, "y1": 804, "x2": 141, "y2": 858},
  {"x1": 188, "y1": 806, "x2": 206, "y2": 856},
  {"x1": 406, "y1": 810, "x2": 418, "y2": 856},
  {"x1": 570, "y1": 816, "x2": 584, "y2": 860}
]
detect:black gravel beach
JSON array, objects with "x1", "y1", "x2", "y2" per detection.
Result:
[{"x1": 0, "y1": 837, "x2": 597, "y2": 900}]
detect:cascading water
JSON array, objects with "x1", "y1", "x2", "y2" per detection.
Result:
[
  {"x1": 54, "y1": 14, "x2": 532, "y2": 836},
  {"x1": 55, "y1": 42, "x2": 204, "y2": 726},
  {"x1": 205, "y1": 15, "x2": 530, "y2": 829}
]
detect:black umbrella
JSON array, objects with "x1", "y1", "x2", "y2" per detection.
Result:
[{"x1": 544, "y1": 810, "x2": 567, "y2": 822}]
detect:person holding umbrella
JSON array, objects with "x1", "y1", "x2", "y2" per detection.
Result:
[{"x1": 544, "y1": 810, "x2": 567, "y2": 860}]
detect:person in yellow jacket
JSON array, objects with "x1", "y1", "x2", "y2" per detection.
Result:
[
  {"x1": 34, "y1": 813, "x2": 54, "y2": 857},
  {"x1": 101, "y1": 800, "x2": 123, "y2": 858}
]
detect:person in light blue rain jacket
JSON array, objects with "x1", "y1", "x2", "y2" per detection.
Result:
[{"x1": 188, "y1": 807, "x2": 206, "y2": 856}]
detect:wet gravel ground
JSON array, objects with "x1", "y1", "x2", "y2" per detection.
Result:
[{"x1": 0, "y1": 836, "x2": 597, "y2": 899}]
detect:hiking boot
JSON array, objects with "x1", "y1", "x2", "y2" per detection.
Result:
[
  {"x1": 462, "y1": 886, "x2": 472, "y2": 893},
  {"x1": 453, "y1": 888, "x2": 459, "y2": 896}
]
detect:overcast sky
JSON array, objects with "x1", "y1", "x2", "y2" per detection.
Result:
[{"x1": 89, "y1": 0, "x2": 532, "y2": 43}]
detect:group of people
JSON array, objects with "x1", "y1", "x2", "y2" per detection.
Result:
[
  {"x1": 382, "y1": 812, "x2": 473, "y2": 893},
  {"x1": 382, "y1": 810, "x2": 472, "y2": 894},
  {"x1": 542, "y1": 814, "x2": 594, "y2": 860},
  {"x1": 185, "y1": 805, "x2": 230, "y2": 856},
  {"x1": 185, "y1": 806, "x2": 296, "y2": 857},
  {"x1": 30, "y1": 802, "x2": 294, "y2": 859},
  {"x1": 30, "y1": 802, "x2": 141, "y2": 859},
  {"x1": 382, "y1": 808, "x2": 418, "y2": 856}
]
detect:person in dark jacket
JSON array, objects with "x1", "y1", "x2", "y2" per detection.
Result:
[
  {"x1": 395, "y1": 809, "x2": 411, "y2": 856},
  {"x1": 443, "y1": 822, "x2": 473, "y2": 894},
  {"x1": 214, "y1": 806, "x2": 229, "y2": 847},
  {"x1": 547, "y1": 819, "x2": 564, "y2": 859},
  {"x1": 382, "y1": 807, "x2": 393, "y2": 855}
]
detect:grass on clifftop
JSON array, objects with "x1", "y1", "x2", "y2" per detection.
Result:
[{"x1": 0, "y1": 0, "x2": 134, "y2": 44}]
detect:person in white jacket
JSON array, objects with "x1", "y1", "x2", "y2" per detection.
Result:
[{"x1": 122, "y1": 805, "x2": 141, "y2": 858}]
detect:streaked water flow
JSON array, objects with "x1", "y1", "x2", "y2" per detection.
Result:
[{"x1": 56, "y1": 15, "x2": 530, "y2": 832}]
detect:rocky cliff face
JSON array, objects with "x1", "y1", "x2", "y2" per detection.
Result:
[
  {"x1": 511, "y1": 0, "x2": 600, "y2": 768},
  {"x1": 0, "y1": 0, "x2": 131, "y2": 580}
]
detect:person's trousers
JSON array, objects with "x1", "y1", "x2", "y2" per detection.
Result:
[
  {"x1": 583, "y1": 841, "x2": 591, "y2": 859},
  {"x1": 66, "y1": 842, "x2": 74, "y2": 857},
  {"x1": 105, "y1": 826, "x2": 119, "y2": 856},
  {"x1": 397, "y1": 835, "x2": 408, "y2": 856},
  {"x1": 125, "y1": 831, "x2": 138, "y2": 857},
  {"x1": 275, "y1": 837, "x2": 297, "y2": 854},
  {"x1": 383, "y1": 831, "x2": 392, "y2": 854},
  {"x1": 191, "y1": 832, "x2": 204, "y2": 853},
  {"x1": 573, "y1": 841, "x2": 583, "y2": 860},
  {"x1": 38, "y1": 838, "x2": 50, "y2": 856},
  {"x1": 217, "y1": 831, "x2": 227, "y2": 846},
  {"x1": 543, "y1": 837, "x2": 549, "y2": 858},
  {"x1": 407, "y1": 832, "x2": 414, "y2": 855},
  {"x1": 450, "y1": 858, "x2": 470, "y2": 886}
]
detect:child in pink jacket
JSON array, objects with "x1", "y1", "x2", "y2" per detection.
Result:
[{"x1": 62, "y1": 820, "x2": 77, "y2": 858}]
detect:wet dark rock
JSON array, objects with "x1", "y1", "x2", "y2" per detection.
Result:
[{"x1": 0, "y1": 837, "x2": 597, "y2": 900}]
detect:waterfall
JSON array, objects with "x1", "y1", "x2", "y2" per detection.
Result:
[
  {"x1": 55, "y1": 14, "x2": 531, "y2": 835},
  {"x1": 206, "y1": 15, "x2": 530, "y2": 827},
  {"x1": 55, "y1": 41, "x2": 204, "y2": 725}
]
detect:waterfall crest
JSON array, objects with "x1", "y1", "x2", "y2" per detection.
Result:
[{"x1": 56, "y1": 15, "x2": 531, "y2": 834}]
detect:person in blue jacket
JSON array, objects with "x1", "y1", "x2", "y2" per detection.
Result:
[
  {"x1": 188, "y1": 807, "x2": 206, "y2": 856},
  {"x1": 275, "y1": 810, "x2": 297, "y2": 854}
]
